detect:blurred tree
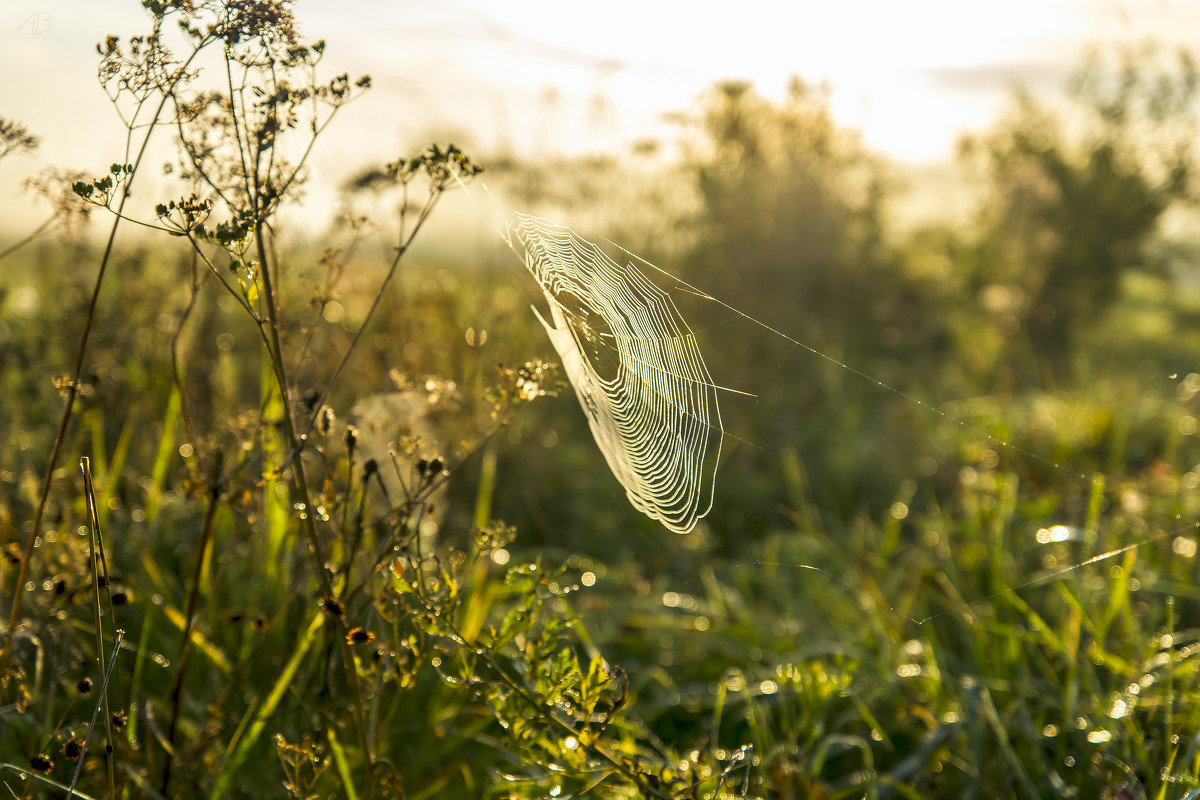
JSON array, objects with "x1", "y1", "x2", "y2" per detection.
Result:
[
  {"x1": 680, "y1": 79, "x2": 957, "y2": 525},
  {"x1": 686, "y1": 79, "x2": 890, "y2": 353},
  {"x1": 959, "y1": 44, "x2": 1197, "y2": 382}
]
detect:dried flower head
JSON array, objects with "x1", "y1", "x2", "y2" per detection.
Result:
[
  {"x1": 21, "y1": 169, "x2": 94, "y2": 241},
  {"x1": 0, "y1": 117, "x2": 39, "y2": 161},
  {"x1": 220, "y1": 0, "x2": 298, "y2": 47}
]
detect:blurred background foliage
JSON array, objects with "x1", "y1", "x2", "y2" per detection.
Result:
[{"x1": 3, "y1": 19, "x2": 1200, "y2": 799}]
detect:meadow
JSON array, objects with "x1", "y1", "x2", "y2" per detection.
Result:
[{"x1": 2, "y1": 2, "x2": 1200, "y2": 798}]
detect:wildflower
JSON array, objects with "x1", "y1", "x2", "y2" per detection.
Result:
[
  {"x1": 320, "y1": 597, "x2": 344, "y2": 618},
  {"x1": 346, "y1": 627, "x2": 374, "y2": 645},
  {"x1": 61, "y1": 738, "x2": 84, "y2": 762}
]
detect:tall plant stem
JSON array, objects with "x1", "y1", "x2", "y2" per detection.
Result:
[
  {"x1": 0, "y1": 32, "x2": 216, "y2": 691},
  {"x1": 252, "y1": 224, "x2": 375, "y2": 797},
  {"x1": 160, "y1": 453, "x2": 223, "y2": 795}
]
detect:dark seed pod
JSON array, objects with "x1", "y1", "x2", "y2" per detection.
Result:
[{"x1": 29, "y1": 753, "x2": 54, "y2": 773}]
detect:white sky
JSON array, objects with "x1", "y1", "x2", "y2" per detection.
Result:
[{"x1": 1, "y1": 0, "x2": 1198, "y2": 236}]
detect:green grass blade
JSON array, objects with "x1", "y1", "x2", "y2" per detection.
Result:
[
  {"x1": 327, "y1": 727, "x2": 360, "y2": 800},
  {"x1": 209, "y1": 611, "x2": 324, "y2": 800}
]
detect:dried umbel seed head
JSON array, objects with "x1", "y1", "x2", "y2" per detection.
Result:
[
  {"x1": 76, "y1": 677, "x2": 93, "y2": 695},
  {"x1": 362, "y1": 458, "x2": 378, "y2": 478},
  {"x1": 428, "y1": 458, "x2": 443, "y2": 475},
  {"x1": 344, "y1": 424, "x2": 358, "y2": 451},
  {"x1": 316, "y1": 406, "x2": 336, "y2": 435},
  {"x1": 111, "y1": 710, "x2": 128, "y2": 731},
  {"x1": 29, "y1": 753, "x2": 54, "y2": 773}
]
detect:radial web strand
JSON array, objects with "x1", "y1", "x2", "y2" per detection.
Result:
[{"x1": 508, "y1": 212, "x2": 723, "y2": 534}]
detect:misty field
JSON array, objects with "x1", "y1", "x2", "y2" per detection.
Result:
[{"x1": 2, "y1": 2, "x2": 1200, "y2": 798}]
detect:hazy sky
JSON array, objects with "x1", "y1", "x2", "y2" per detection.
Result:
[{"x1": 2, "y1": 0, "x2": 1198, "y2": 235}]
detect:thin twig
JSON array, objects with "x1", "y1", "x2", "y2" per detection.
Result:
[
  {"x1": 161, "y1": 452, "x2": 223, "y2": 795},
  {"x1": 0, "y1": 213, "x2": 58, "y2": 262},
  {"x1": 67, "y1": 630, "x2": 125, "y2": 800},
  {"x1": 80, "y1": 457, "x2": 118, "y2": 798},
  {"x1": 298, "y1": 189, "x2": 444, "y2": 445}
]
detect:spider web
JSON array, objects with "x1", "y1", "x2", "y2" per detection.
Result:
[
  {"x1": 498, "y1": 206, "x2": 1199, "y2": 643},
  {"x1": 507, "y1": 212, "x2": 723, "y2": 534}
]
